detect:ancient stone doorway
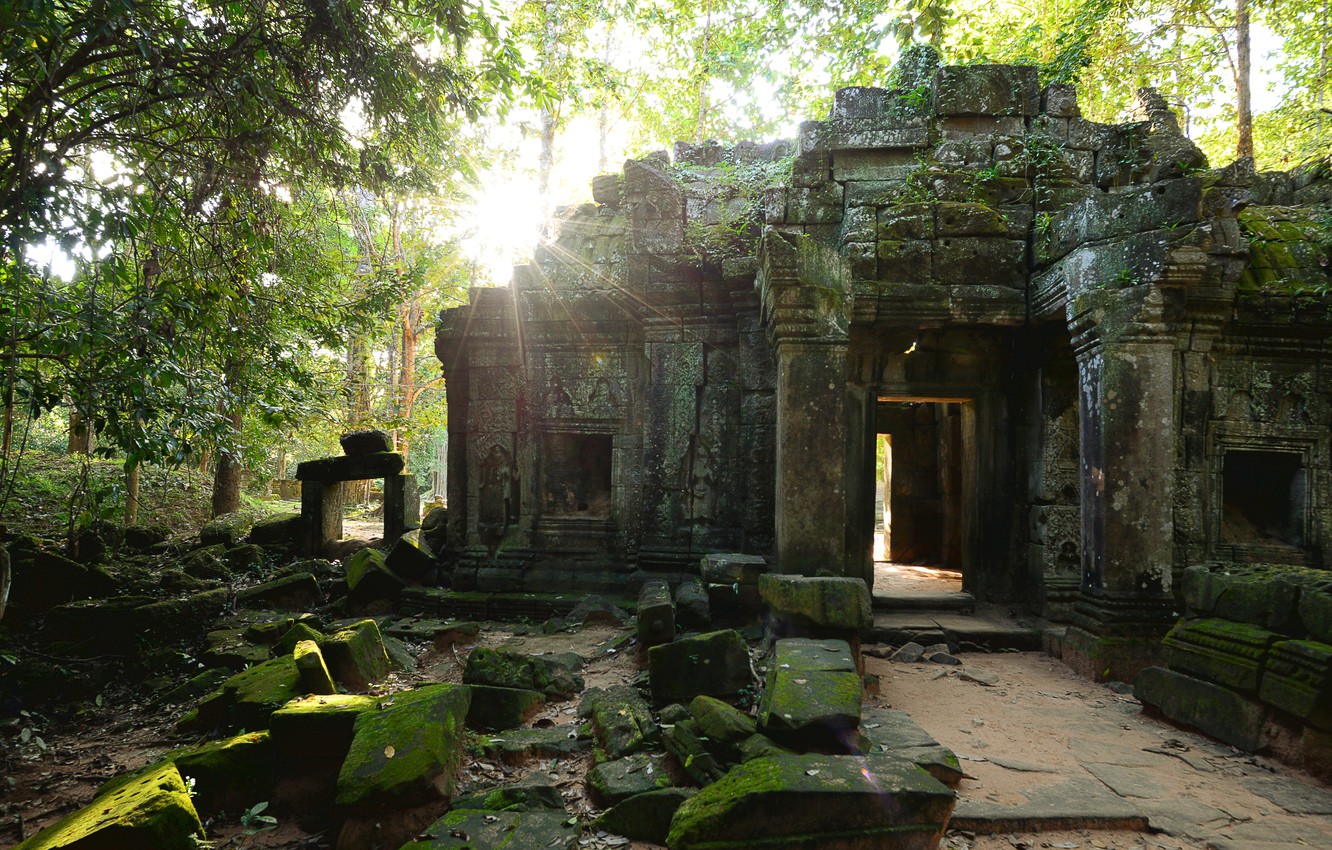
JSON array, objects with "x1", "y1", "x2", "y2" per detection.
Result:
[
  {"x1": 871, "y1": 397, "x2": 974, "y2": 593},
  {"x1": 1221, "y1": 448, "x2": 1306, "y2": 548}
]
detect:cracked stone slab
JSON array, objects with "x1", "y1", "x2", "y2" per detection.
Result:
[
  {"x1": 1240, "y1": 774, "x2": 1332, "y2": 815},
  {"x1": 1083, "y1": 762, "x2": 1171, "y2": 799},
  {"x1": 1067, "y1": 737, "x2": 1164, "y2": 767},
  {"x1": 986, "y1": 755, "x2": 1060, "y2": 774},
  {"x1": 950, "y1": 777, "x2": 1147, "y2": 833},
  {"x1": 1215, "y1": 817, "x2": 1332, "y2": 845},
  {"x1": 1140, "y1": 797, "x2": 1233, "y2": 841}
]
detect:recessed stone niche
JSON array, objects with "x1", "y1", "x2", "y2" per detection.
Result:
[
  {"x1": 541, "y1": 432, "x2": 613, "y2": 519},
  {"x1": 1222, "y1": 448, "x2": 1306, "y2": 548}
]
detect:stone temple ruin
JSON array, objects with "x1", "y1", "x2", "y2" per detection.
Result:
[{"x1": 437, "y1": 50, "x2": 1332, "y2": 687}]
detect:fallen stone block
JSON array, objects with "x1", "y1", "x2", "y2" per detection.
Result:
[
  {"x1": 340, "y1": 429, "x2": 392, "y2": 457},
  {"x1": 452, "y1": 776, "x2": 566, "y2": 812},
  {"x1": 1161, "y1": 617, "x2": 1276, "y2": 693},
  {"x1": 638, "y1": 580, "x2": 676, "y2": 648},
  {"x1": 690, "y1": 695, "x2": 756, "y2": 763},
  {"x1": 273, "y1": 620, "x2": 325, "y2": 656},
  {"x1": 481, "y1": 727, "x2": 591, "y2": 764},
  {"x1": 599, "y1": 787, "x2": 694, "y2": 845},
  {"x1": 759, "y1": 574, "x2": 872, "y2": 630},
  {"x1": 187, "y1": 655, "x2": 304, "y2": 733},
  {"x1": 587, "y1": 752, "x2": 674, "y2": 806},
  {"x1": 580, "y1": 685, "x2": 658, "y2": 758},
  {"x1": 466, "y1": 685, "x2": 546, "y2": 731},
  {"x1": 399, "y1": 809, "x2": 578, "y2": 849},
  {"x1": 15, "y1": 761, "x2": 203, "y2": 850},
  {"x1": 675, "y1": 578, "x2": 712, "y2": 631},
  {"x1": 270, "y1": 693, "x2": 378, "y2": 759},
  {"x1": 293, "y1": 639, "x2": 337, "y2": 695},
  {"x1": 386, "y1": 530, "x2": 435, "y2": 584},
  {"x1": 200, "y1": 512, "x2": 254, "y2": 547},
  {"x1": 700, "y1": 553, "x2": 770, "y2": 586},
  {"x1": 318, "y1": 619, "x2": 392, "y2": 691},
  {"x1": 1259, "y1": 639, "x2": 1332, "y2": 730},
  {"x1": 757, "y1": 639, "x2": 862, "y2": 752},
  {"x1": 345, "y1": 548, "x2": 406, "y2": 606},
  {"x1": 171, "y1": 730, "x2": 274, "y2": 814},
  {"x1": 236, "y1": 572, "x2": 322, "y2": 611},
  {"x1": 565, "y1": 594, "x2": 630, "y2": 627},
  {"x1": 666, "y1": 753, "x2": 955, "y2": 850},
  {"x1": 336, "y1": 683, "x2": 472, "y2": 810},
  {"x1": 649, "y1": 630, "x2": 752, "y2": 705},
  {"x1": 247, "y1": 512, "x2": 302, "y2": 546},
  {"x1": 1135, "y1": 665, "x2": 1268, "y2": 751},
  {"x1": 463, "y1": 647, "x2": 584, "y2": 700}
]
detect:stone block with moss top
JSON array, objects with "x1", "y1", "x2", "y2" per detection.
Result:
[
  {"x1": 293, "y1": 639, "x2": 337, "y2": 695},
  {"x1": 665, "y1": 753, "x2": 955, "y2": 850},
  {"x1": 181, "y1": 655, "x2": 306, "y2": 733},
  {"x1": 224, "y1": 543, "x2": 266, "y2": 573},
  {"x1": 1182, "y1": 564, "x2": 1310, "y2": 631},
  {"x1": 758, "y1": 576, "x2": 871, "y2": 631},
  {"x1": 465, "y1": 685, "x2": 546, "y2": 731},
  {"x1": 1259, "y1": 639, "x2": 1332, "y2": 730},
  {"x1": 386, "y1": 530, "x2": 435, "y2": 583},
  {"x1": 16, "y1": 761, "x2": 204, "y2": 850},
  {"x1": 399, "y1": 809, "x2": 577, "y2": 850},
  {"x1": 648, "y1": 630, "x2": 752, "y2": 706},
  {"x1": 237, "y1": 572, "x2": 321, "y2": 612},
  {"x1": 171, "y1": 730, "x2": 274, "y2": 814},
  {"x1": 1160, "y1": 618, "x2": 1276, "y2": 693},
  {"x1": 201, "y1": 628, "x2": 271, "y2": 669},
  {"x1": 247, "y1": 511, "x2": 301, "y2": 546},
  {"x1": 344, "y1": 547, "x2": 405, "y2": 605},
  {"x1": 758, "y1": 640, "x2": 863, "y2": 752},
  {"x1": 579, "y1": 685, "x2": 658, "y2": 758},
  {"x1": 1134, "y1": 665, "x2": 1267, "y2": 751},
  {"x1": 181, "y1": 546, "x2": 230, "y2": 581},
  {"x1": 480, "y1": 726, "x2": 591, "y2": 764},
  {"x1": 335, "y1": 684, "x2": 472, "y2": 811},
  {"x1": 463, "y1": 647, "x2": 584, "y2": 701},
  {"x1": 452, "y1": 776, "x2": 566, "y2": 812},
  {"x1": 318, "y1": 619, "x2": 391, "y2": 691},
  {"x1": 587, "y1": 752, "x2": 674, "y2": 806},
  {"x1": 273, "y1": 620, "x2": 325, "y2": 656},
  {"x1": 690, "y1": 695, "x2": 756, "y2": 762},
  {"x1": 269, "y1": 693, "x2": 378, "y2": 759},
  {"x1": 200, "y1": 511, "x2": 254, "y2": 547},
  {"x1": 599, "y1": 787, "x2": 695, "y2": 845}
]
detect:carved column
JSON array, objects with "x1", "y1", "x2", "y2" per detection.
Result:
[{"x1": 1065, "y1": 283, "x2": 1181, "y2": 680}]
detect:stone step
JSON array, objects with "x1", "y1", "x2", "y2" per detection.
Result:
[
  {"x1": 863, "y1": 609, "x2": 1043, "y2": 652},
  {"x1": 872, "y1": 590, "x2": 976, "y2": 612}
]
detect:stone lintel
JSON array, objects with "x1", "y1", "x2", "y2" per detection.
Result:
[{"x1": 296, "y1": 452, "x2": 405, "y2": 483}]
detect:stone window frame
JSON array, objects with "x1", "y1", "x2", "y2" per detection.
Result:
[
  {"x1": 535, "y1": 424, "x2": 618, "y2": 526},
  {"x1": 1208, "y1": 424, "x2": 1324, "y2": 559}
]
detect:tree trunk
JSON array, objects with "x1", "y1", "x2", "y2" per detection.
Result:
[
  {"x1": 0, "y1": 543, "x2": 10, "y2": 623},
  {"x1": 125, "y1": 457, "x2": 140, "y2": 525},
  {"x1": 211, "y1": 409, "x2": 244, "y2": 517},
  {"x1": 68, "y1": 410, "x2": 91, "y2": 454},
  {"x1": 1235, "y1": 0, "x2": 1253, "y2": 159},
  {"x1": 537, "y1": 0, "x2": 559, "y2": 226},
  {"x1": 696, "y1": 0, "x2": 713, "y2": 143}
]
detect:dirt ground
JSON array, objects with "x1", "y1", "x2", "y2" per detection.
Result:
[{"x1": 3, "y1": 623, "x2": 1331, "y2": 849}]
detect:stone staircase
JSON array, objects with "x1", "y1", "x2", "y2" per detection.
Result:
[{"x1": 866, "y1": 587, "x2": 1044, "y2": 652}]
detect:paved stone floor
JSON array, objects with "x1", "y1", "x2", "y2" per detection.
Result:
[{"x1": 867, "y1": 652, "x2": 1332, "y2": 850}]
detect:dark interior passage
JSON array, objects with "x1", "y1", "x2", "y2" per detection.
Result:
[
  {"x1": 1222, "y1": 449, "x2": 1305, "y2": 548},
  {"x1": 876, "y1": 400, "x2": 969, "y2": 569}
]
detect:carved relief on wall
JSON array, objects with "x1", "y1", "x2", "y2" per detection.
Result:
[
  {"x1": 531, "y1": 354, "x2": 626, "y2": 421},
  {"x1": 475, "y1": 435, "x2": 519, "y2": 542},
  {"x1": 678, "y1": 432, "x2": 720, "y2": 527}
]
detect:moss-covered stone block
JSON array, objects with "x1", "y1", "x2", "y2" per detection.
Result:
[
  {"x1": 1135, "y1": 665, "x2": 1267, "y2": 751},
  {"x1": 587, "y1": 752, "x2": 674, "y2": 806},
  {"x1": 273, "y1": 620, "x2": 325, "y2": 656},
  {"x1": 293, "y1": 639, "x2": 336, "y2": 695},
  {"x1": 236, "y1": 572, "x2": 321, "y2": 611},
  {"x1": 318, "y1": 618, "x2": 391, "y2": 691},
  {"x1": 638, "y1": 580, "x2": 676, "y2": 648},
  {"x1": 662, "y1": 718, "x2": 726, "y2": 785},
  {"x1": 758, "y1": 667, "x2": 862, "y2": 751},
  {"x1": 171, "y1": 731, "x2": 274, "y2": 814},
  {"x1": 336, "y1": 683, "x2": 471, "y2": 810},
  {"x1": 466, "y1": 685, "x2": 546, "y2": 731},
  {"x1": 1161, "y1": 618, "x2": 1276, "y2": 693},
  {"x1": 200, "y1": 512, "x2": 254, "y2": 547},
  {"x1": 386, "y1": 530, "x2": 435, "y2": 583},
  {"x1": 247, "y1": 511, "x2": 301, "y2": 546},
  {"x1": 269, "y1": 693, "x2": 378, "y2": 759},
  {"x1": 463, "y1": 647, "x2": 584, "y2": 700},
  {"x1": 451, "y1": 777, "x2": 565, "y2": 812},
  {"x1": 665, "y1": 753, "x2": 955, "y2": 850},
  {"x1": 16, "y1": 761, "x2": 203, "y2": 850},
  {"x1": 481, "y1": 726, "x2": 591, "y2": 764},
  {"x1": 598, "y1": 788, "x2": 694, "y2": 844},
  {"x1": 758, "y1": 576, "x2": 872, "y2": 631},
  {"x1": 690, "y1": 695, "x2": 756, "y2": 761},
  {"x1": 399, "y1": 809, "x2": 578, "y2": 850},
  {"x1": 345, "y1": 547, "x2": 405, "y2": 606},
  {"x1": 648, "y1": 630, "x2": 752, "y2": 705},
  {"x1": 580, "y1": 685, "x2": 658, "y2": 758},
  {"x1": 1259, "y1": 639, "x2": 1332, "y2": 730},
  {"x1": 199, "y1": 655, "x2": 304, "y2": 732}
]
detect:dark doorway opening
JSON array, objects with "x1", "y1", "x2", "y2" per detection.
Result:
[
  {"x1": 1222, "y1": 449, "x2": 1305, "y2": 548},
  {"x1": 541, "y1": 432, "x2": 613, "y2": 518}
]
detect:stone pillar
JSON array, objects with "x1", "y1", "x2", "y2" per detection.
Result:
[
  {"x1": 1064, "y1": 285, "x2": 1179, "y2": 681},
  {"x1": 300, "y1": 480, "x2": 343, "y2": 555},
  {"x1": 774, "y1": 339, "x2": 850, "y2": 573},
  {"x1": 384, "y1": 474, "x2": 421, "y2": 542}
]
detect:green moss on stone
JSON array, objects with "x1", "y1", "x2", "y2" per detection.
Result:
[{"x1": 170, "y1": 731, "x2": 274, "y2": 813}]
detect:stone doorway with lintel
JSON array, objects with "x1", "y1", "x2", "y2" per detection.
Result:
[{"x1": 295, "y1": 432, "x2": 422, "y2": 556}]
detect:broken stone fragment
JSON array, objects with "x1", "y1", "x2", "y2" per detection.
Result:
[
  {"x1": 451, "y1": 775, "x2": 566, "y2": 812},
  {"x1": 674, "y1": 578, "x2": 712, "y2": 631},
  {"x1": 170, "y1": 730, "x2": 274, "y2": 814},
  {"x1": 345, "y1": 547, "x2": 406, "y2": 607},
  {"x1": 689, "y1": 695, "x2": 757, "y2": 762},
  {"x1": 336, "y1": 683, "x2": 472, "y2": 810},
  {"x1": 565, "y1": 594, "x2": 630, "y2": 627},
  {"x1": 481, "y1": 726, "x2": 591, "y2": 764},
  {"x1": 318, "y1": 619, "x2": 392, "y2": 692},
  {"x1": 273, "y1": 620, "x2": 325, "y2": 656},
  {"x1": 580, "y1": 684, "x2": 658, "y2": 758},
  {"x1": 293, "y1": 639, "x2": 337, "y2": 695},
  {"x1": 247, "y1": 511, "x2": 302, "y2": 546},
  {"x1": 662, "y1": 718, "x2": 726, "y2": 786},
  {"x1": 340, "y1": 428, "x2": 392, "y2": 457},
  {"x1": 270, "y1": 693, "x2": 379, "y2": 760},
  {"x1": 386, "y1": 530, "x2": 435, "y2": 584},
  {"x1": 757, "y1": 639, "x2": 863, "y2": 752},
  {"x1": 14, "y1": 761, "x2": 204, "y2": 850},
  {"x1": 648, "y1": 630, "x2": 752, "y2": 705},
  {"x1": 465, "y1": 685, "x2": 546, "y2": 731},
  {"x1": 638, "y1": 580, "x2": 675, "y2": 648},
  {"x1": 598, "y1": 787, "x2": 694, "y2": 845},
  {"x1": 587, "y1": 752, "x2": 674, "y2": 806},
  {"x1": 758, "y1": 574, "x2": 872, "y2": 631},
  {"x1": 186, "y1": 654, "x2": 304, "y2": 733}
]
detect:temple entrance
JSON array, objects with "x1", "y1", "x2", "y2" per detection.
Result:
[{"x1": 871, "y1": 397, "x2": 974, "y2": 596}]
